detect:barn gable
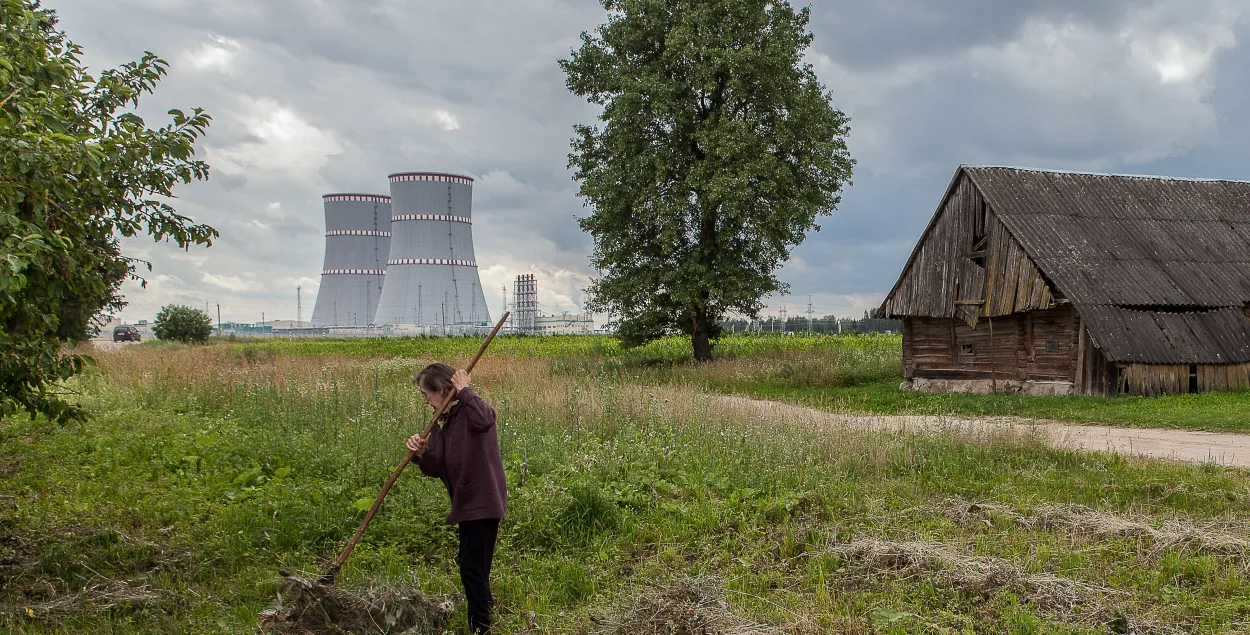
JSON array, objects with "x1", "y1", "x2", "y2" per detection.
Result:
[{"x1": 879, "y1": 171, "x2": 1055, "y2": 328}]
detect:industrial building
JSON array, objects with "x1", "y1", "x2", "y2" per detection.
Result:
[
  {"x1": 372, "y1": 172, "x2": 491, "y2": 333},
  {"x1": 880, "y1": 166, "x2": 1250, "y2": 397},
  {"x1": 310, "y1": 194, "x2": 392, "y2": 327}
]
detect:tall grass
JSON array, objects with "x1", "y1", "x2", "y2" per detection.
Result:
[{"x1": 3, "y1": 343, "x2": 1250, "y2": 632}]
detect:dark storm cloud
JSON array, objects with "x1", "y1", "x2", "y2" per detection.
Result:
[
  {"x1": 48, "y1": 0, "x2": 1250, "y2": 321},
  {"x1": 810, "y1": 0, "x2": 1137, "y2": 70}
]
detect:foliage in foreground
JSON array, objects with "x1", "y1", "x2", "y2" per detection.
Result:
[
  {"x1": 562, "y1": 0, "x2": 854, "y2": 359},
  {"x1": 2, "y1": 344, "x2": 1250, "y2": 633},
  {"x1": 0, "y1": 0, "x2": 215, "y2": 423},
  {"x1": 152, "y1": 305, "x2": 213, "y2": 344}
]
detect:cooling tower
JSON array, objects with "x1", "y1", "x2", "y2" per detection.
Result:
[
  {"x1": 373, "y1": 172, "x2": 490, "y2": 331},
  {"x1": 310, "y1": 193, "x2": 391, "y2": 327}
]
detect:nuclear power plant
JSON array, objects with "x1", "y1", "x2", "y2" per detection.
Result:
[
  {"x1": 373, "y1": 172, "x2": 490, "y2": 332},
  {"x1": 310, "y1": 172, "x2": 490, "y2": 334},
  {"x1": 310, "y1": 193, "x2": 391, "y2": 327}
]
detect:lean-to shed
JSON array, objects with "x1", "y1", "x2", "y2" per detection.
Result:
[{"x1": 879, "y1": 166, "x2": 1250, "y2": 396}]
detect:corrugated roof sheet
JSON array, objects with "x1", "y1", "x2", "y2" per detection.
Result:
[
  {"x1": 965, "y1": 167, "x2": 1250, "y2": 308},
  {"x1": 962, "y1": 167, "x2": 1250, "y2": 363},
  {"x1": 1078, "y1": 305, "x2": 1250, "y2": 364}
]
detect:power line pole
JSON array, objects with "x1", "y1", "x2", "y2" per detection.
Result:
[
  {"x1": 216, "y1": 303, "x2": 221, "y2": 335},
  {"x1": 806, "y1": 295, "x2": 813, "y2": 334},
  {"x1": 780, "y1": 304, "x2": 787, "y2": 333},
  {"x1": 297, "y1": 285, "x2": 302, "y2": 324}
]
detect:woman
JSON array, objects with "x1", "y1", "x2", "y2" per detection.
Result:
[{"x1": 406, "y1": 363, "x2": 507, "y2": 634}]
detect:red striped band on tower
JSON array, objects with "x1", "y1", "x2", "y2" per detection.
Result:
[
  {"x1": 387, "y1": 172, "x2": 474, "y2": 185},
  {"x1": 386, "y1": 258, "x2": 477, "y2": 267},
  {"x1": 391, "y1": 214, "x2": 472, "y2": 224},
  {"x1": 325, "y1": 230, "x2": 391, "y2": 237},
  {"x1": 323, "y1": 194, "x2": 392, "y2": 202},
  {"x1": 321, "y1": 269, "x2": 387, "y2": 276}
]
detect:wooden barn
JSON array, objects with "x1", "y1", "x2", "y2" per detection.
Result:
[{"x1": 880, "y1": 166, "x2": 1250, "y2": 397}]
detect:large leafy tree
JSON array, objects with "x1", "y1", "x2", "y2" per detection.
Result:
[
  {"x1": 1, "y1": 0, "x2": 216, "y2": 421},
  {"x1": 562, "y1": 0, "x2": 853, "y2": 360}
]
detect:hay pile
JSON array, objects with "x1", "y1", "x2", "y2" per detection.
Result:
[
  {"x1": 259, "y1": 575, "x2": 453, "y2": 635},
  {"x1": 600, "y1": 576, "x2": 778, "y2": 635}
]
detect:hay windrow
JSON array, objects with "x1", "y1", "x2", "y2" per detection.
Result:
[
  {"x1": 600, "y1": 576, "x2": 780, "y2": 635},
  {"x1": 259, "y1": 575, "x2": 452, "y2": 635},
  {"x1": 24, "y1": 580, "x2": 164, "y2": 617},
  {"x1": 827, "y1": 539, "x2": 1110, "y2": 620},
  {"x1": 942, "y1": 500, "x2": 1250, "y2": 557}
]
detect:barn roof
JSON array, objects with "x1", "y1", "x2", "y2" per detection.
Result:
[
  {"x1": 893, "y1": 166, "x2": 1250, "y2": 364},
  {"x1": 963, "y1": 166, "x2": 1250, "y2": 308}
]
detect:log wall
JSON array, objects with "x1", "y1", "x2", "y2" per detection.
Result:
[{"x1": 903, "y1": 305, "x2": 1080, "y2": 382}]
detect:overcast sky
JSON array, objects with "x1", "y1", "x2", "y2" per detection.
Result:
[{"x1": 50, "y1": 0, "x2": 1250, "y2": 324}]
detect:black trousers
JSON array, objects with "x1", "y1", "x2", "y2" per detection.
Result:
[{"x1": 457, "y1": 518, "x2": 500, "y2": 633}]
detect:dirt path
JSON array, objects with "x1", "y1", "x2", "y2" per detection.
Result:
[{"x1": 713, "y1": 395, "x2": 1250, "y2": 469}]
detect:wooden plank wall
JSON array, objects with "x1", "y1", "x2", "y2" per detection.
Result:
[
  {"x1": 881, "y1": 177, "x2": 979, "y2": 318},
  {"x1": 1123, "y1": 364, "x2": 1188, "y2": 396},
  {"x1": 1122, "y1": 362, "x2": 1250, "y2": 396},
  {"x1": 882, "y1": 172, "x2": 1054, "y2": 326},
  {"x1": 1197, "y1": 364, "x2": 1250, "y2": 392},
  {"x1": 1076, "y1": 325, "x2": 1117, "y2": 396},
  {"x1": 985, "y1": 215, "x2": 1054, "y2": 317}
]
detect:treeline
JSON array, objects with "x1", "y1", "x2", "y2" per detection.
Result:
[{"x1": 719, "y1": 314, "x2": 902, "y2": 334}]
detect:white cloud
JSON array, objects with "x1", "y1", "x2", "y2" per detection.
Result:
[
  {"x1": 207, "y1": 98, "x2": 344, "y2": 185},
  {"x1": 202, "y1": 272, "x2": 264, "y2": 292},
  {"x1": 432, "y1": 109, "x2": 461, "y2": 131},
  {"x1": 186, "y1": 35, "x2": 240, "y2": 73}
]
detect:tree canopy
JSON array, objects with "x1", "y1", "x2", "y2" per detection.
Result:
[
  {"x1": 562, "y1": 0, "x2": 853, "y2": 360},
  {"x1": 153, "y1": 305, "x2": 213, "y2": 344},
  {"x1": 1, "y1": 0, "x2": 216, "y2": 421}
]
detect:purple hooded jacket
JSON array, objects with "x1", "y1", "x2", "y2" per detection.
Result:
[{"x1": 416, "y1": 387, "x2": 507, "y2": 524}]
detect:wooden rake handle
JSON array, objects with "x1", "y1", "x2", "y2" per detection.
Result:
[{"x1": 323, "y1": 312, "x2": 510, "y2": 582}]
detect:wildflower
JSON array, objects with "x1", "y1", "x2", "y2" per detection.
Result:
[{"x1": 26, "y1": 608, "x2": 35, "y2": 618}]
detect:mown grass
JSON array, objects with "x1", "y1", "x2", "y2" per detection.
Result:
[
  {"x1": 222, "y1": 333, "x2": 1250, "y2": 431},
  {"x1": 3, "y1": 342, "x2": 1250, "y2": 633}
]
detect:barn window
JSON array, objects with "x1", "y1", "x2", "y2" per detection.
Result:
[
  {"x1": 959, "y1": 344, "x2": 974, "y2": 356},
  {"x1": 1045, "y1": 340, "x2": 1058, "y2": 353}
]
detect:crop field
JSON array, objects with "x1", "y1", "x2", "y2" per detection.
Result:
[{"x1": 3, "y1": 335, "x2": 1250, "y2": 633}]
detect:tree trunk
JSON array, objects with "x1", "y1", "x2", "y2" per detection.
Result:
[{"x1": 692, "y1": 313, "x2": 713, "y2": 362}]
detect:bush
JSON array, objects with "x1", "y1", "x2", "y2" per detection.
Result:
[{"x1": 153, "y1": 305, "x2": 213, "y2": 343}]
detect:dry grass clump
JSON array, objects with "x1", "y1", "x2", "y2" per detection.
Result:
[
  {"x1": 599, "y1": 576, "x2": 779, "y2": 635},
  {"x1": 24, "y1": 580, "x2": 163, "y2": 617},
  {"x1": 259, "y1": 575, "x2": 452, "y2": 635},
  {"x1": 942, "y1": 500, "x2": 1250, "y2": 557},
  {"x1": 827, "y1": 539, "x2": 1107, "y2": 619}
]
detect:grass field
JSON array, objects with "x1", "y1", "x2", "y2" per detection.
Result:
[
  {"x1": 227, "y1": 333, "x2": 1250, "y2": 431},
  {"x1": 3, "y1": 338, "x2": 1250, "y2": 632}
]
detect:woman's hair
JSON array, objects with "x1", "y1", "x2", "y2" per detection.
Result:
[{"x1": 416, "y1": 362, "x2": 456, "y2": 396}]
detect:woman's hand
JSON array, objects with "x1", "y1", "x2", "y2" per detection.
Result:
[
  {"x1": 406, "y1": 433, "x2": 427, "y2": 454},
  {"x1": 451, "y1": 369, "x2": 471, "y2": 392}
]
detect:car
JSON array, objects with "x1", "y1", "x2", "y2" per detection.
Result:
[{"x1": 113, "y1": 325, "x2": 141, "y2": 342}]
